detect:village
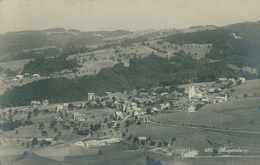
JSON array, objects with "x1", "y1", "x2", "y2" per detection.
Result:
[{"x1": 0, "y1": 74, "x2": 251, "y2": 162}]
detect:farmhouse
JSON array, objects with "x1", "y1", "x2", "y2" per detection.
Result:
[
  {"x1": 237, "y1": 77, "x2": 246, "y2": 83},
  {"x1": 56, "y1": 105, "x2": 63, "y2": 112},
  {"x1": 138, "y1": 137, "x2": 147, "y2": 144},
  {"x1": 42, "y1": 100, "x2": 49, "y2": 105},
  {"x1": 33, "y1": 74, "x2": 41, "y2": 78},
  {"x1": 187, "y1": 105, "x2": 195, "y2": 113},
  {"x1": 73, "y1": 112, "x2": 86, "y2": 121},
  {"x1": 208, "y1": 88, "x2": 216, "y2": 94},
  {"x1": 217, "y1": 78, "x2": 228, "y2": 83},
  {"x1": 213, "y1": 94, "x2": 227, "y2": 104},
  {"x1": 31, "y1": 101, "x2": 41, "y2": 107},
  {"x1": 228, "y1": 78, "x2": 236, "y2": 85},
  {"x1": 114, "y1": 111, "x2": 124, "y2": 119},
  {"x1": 15, "y1": 75, "x2": 24, "y2": 79},
  {"x1": 88, "y1": 92, "x2": 95, "y2": 101}
]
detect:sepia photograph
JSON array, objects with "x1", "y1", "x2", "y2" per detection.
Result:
[{"x1": 0, "y1": 0, "x2": 260, "y2": 164}]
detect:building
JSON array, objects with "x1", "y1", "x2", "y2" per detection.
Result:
[
  {"x1": 73, "y1": 112, "x2": 86, "y2": 121},
  {"x1": 213, "y1": 94, "x2": 227, "y2": 104},
  {"x1": 31, "y1": 101, "x2": 41, "y2": 107},
  {"x1": 15, "y1": 75, "x2": 24, "y2": 79},
  {"x1": 208, "y1": 88, "x2": 216, "y2": 94},
  {"x1": 81, "y1": 102, "x2": 86, "y2": 108},
  {"x1": 24, "y1": 73, "x2": 30, "y2": 76},
  {"x1": 88, "y1": 92, "x2": 95, "y2": 101},
  {"x1": 138, "y1": 137, "x2": 147, "y2": 144},
  {"x1": 42, "y1": 100, "x2": 49, "y2": 105},
  {"x1": 63, "y1": 103, "x2": 69, "y2": 109},
  {"x1": 218, "y1": 78, "x2": 228, "y2": 83},
  {"x1": 56, "y1": 105, "x2": 63, "y2": 112},
  {"x1": 187, "y1": 105, "x2": 195, "y2": 113},
  {"x1": 32, "y1": 74, "x2": 41, "y2": 78},
  {"x1": 188, "y1": 83, "x2": 195, "y2": 99},
  {"x1": 237, "y1": 77, "x2": 246, "y2": 83},
  {"x1": 114, "y1": 111, "x2": 124, "y2": 120},
  {"x1": 228, "y1": 78, "x2": 236, "y2": 85}
]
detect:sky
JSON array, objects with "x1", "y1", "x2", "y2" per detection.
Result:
[{"x1": 0, "y1": 0, "x2": 260, "y2": 33}]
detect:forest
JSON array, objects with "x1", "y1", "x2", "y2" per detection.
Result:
[
  {"x1": 22, "y1": 54, "x2": 80, "y2": 76},
  {"x1": 163, "y1": 29, "x2": 260, "y2": 70},
  {"x1": 0, "y1": 52, "x2": 255, "y2": 107}
]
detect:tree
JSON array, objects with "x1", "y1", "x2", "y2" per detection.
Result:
[
  {"x1": 103, "y1": 118, "x2": 108, "y2": 123},
  {"x1": 54, "y1": 128, "x2": 58, "y2": 133},
  {"x1": 158, "y1": 142, "x2": 162, "y2": 147},
  {"x1": 150, "y1": 140, "x2": 155, "y2": 146},
  {"x1": 42, "y1": 131, "x2": 48, "y2": 136},
  {"x1": 122, "y1": 133, "x2": 125, "y2": 137},
  {"x1": 21, "y1": 142, "x2": 25, "y2": 146},
  {"x1": 39, "y1": 122, "x2": 45, "y2": 129},
  {"x1": 163, "y1": 141, "x2": 168, "y2": 147},
  {"x1": 68, "y1": 103, "x2": 74, "y2": 110},
  {"x1": 2, "y1": 112, "x2": 6, "y2": 118},
  {"x1": 15, "y1": 130, "x2": 19, "y2": 134},
  {"x1": 26, "y1": 143, "x2": 30, "y2": 148},
  {"x1": 32, "y1": 138, "x2": 38, "y2": 145},
  {"x1": 58, "y1": 131, "x2": 62, "y2": 136},
  {"x1": 50, "y1": 120, "x2": 56, "y2": 128},
  {"x1": 8, "y1": 109, "x2": 12, "y2": 114},
  {"x1": 33, "y1": 108, "x2": 40, "y2": 116},
  {"x1": 146, "y1": 107, "x2": 152, "y2": 115}
]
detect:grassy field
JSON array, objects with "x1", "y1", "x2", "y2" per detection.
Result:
[{"x1": 0, "y1": 59, "x2": 31, "y2": 70}]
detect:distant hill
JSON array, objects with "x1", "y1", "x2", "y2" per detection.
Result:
[{"x1": 0, "y1": 29, "x2": 132, "y2": 60}]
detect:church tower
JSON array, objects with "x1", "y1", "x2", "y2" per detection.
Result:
[{"x1": 188, "y1": 78, "x2": 195, "y2": 99}]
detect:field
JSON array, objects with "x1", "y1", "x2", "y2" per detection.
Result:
[{"x1": 0, "y1": 59, "x2": 31, "y2": 71}]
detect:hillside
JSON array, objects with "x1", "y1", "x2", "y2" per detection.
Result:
[{"x1": 0, "y1": 53, "x2": 255, "y2": 107}]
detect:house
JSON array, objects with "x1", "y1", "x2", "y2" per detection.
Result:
[
  {"x1": 228, "y1": 78, "x2": 236, "y2": 85},
  {"x1": 63, "y1": 103, "x2": 69, "y2": 109},
  {"x1": 33, "y1": 74, "x2": 41, "y2": 78},
  {"x1": 138, "y1": 137, "x2": 147, "y2": 144},
  {"x1": 15, "y1": 75, "x2": 24, "y2": 79},
  {"x1": 114, "y1": 111, "x2": 123, "y2": 120},
  {"x1": 160, "y1": 92, "x2": 169, "y2": 97},
  {"x1": 42, "y1": 100, "x2": 49, "y2": 105},
  {"x1": 194, "y1": 88, "x2": 202, "y2": 99},
  {"x1": 217, "y1": 78, "x2": 228, "y2": 83},
  {"x1": 187, "y1": 105, "x2": 195, "y2": 113},
  {"x1": 24, "y1": 73, "x2": 30, "y2": 76},
  {"x1": 56, "y1": 105, "x2": 63, "y2": 112},
  {"x1": 31, "y1": 101, "x2": 41, "y2": 107},
  {"x1": 201, "y1": 97, "x2": 210, "y2": 104},
  {"x1": 81, "y1": 102, "x2": 86, "y2": 108},
  {"x1": 44, "y1": 138, "x2": 56, "y2": 145},
  {"x1": 237, "y1": 77, "x2": 246, "y2": 83},
  {"x1": 208, "y1": 88, "x2": 216, "y2": 93},
  {"x1": 140, "y1": 88, "x2": 149, "y2": 93},
  {"x1": 160, "y1": 103, "x2": 170, "y2": 110},
  {"x1": 213, "y1": 94, "x2": 227, "y2": 104},
  {"x1": 88, "y1": 92, "x2": 95, "y2": 101},
  {"x1": 12, "y1": 78, "x2": 18, "y2": 81},
  {"x1": 55, "y1": 117, "x2": 63, "y2": 124},
  {"x1": 73, "y1": 112, "x2": 86, "y2": 121}
]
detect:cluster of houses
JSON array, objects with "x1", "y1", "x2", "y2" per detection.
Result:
[
  {"x1": 11, "y1": 73, "x2": 41, "y2": 81},
  {"x1": 31, "y1": 100, "x2": 49, "y2": 107}
]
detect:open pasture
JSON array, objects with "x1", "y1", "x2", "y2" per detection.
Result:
[
  {"x1": 150, "y1": 97, "x2": 260, "y2": 132},
  {"x1": 0, "y1": 59, "x2": 31, "y2": 70}
]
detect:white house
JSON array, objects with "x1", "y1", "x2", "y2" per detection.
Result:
[
  {"x1": 42, "y1": 100, "x2": 49, "y2": 105},
  {"x1": 15, "y1": 75, "x2": 24, "y2": 79},
  {"x1": 33, "y1": 74, "x2": 41, "y2": 78},
  {"x1": 218, "y1": 78, "x2": 228, "y2": 83},
  {"x1": 115, "y1": 111, "x2": 124, "y2": 119},
  {"x1": 187, "y1": 105, "x2": 195, "y2": 113},
  {"x1": 237, "y1": 77, "x2": 246, "y2": 83},
  {"x1": 31, "y1": 101, "x2": 41, "y2": 107},
  {"x1": 88, "y1": 92, "x2": 95, "y2": 101}
]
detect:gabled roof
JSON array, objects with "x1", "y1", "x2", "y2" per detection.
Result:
[{"x1": 208, "y1": 88, "x2": 215, "y2": 93}]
